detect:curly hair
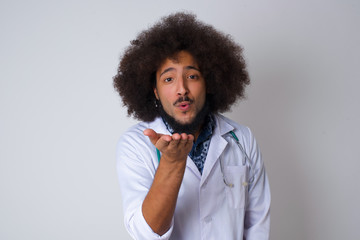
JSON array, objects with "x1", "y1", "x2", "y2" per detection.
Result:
[{"x1": 113, "y1": 12, "x2": 250, "y2": 122}]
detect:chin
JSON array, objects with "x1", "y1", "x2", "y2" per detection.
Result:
[{"x1": 176, "y1": 115, "x2": 196, "y2": 125}]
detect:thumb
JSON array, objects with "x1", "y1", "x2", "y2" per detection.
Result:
[{"x1": 143, "y1": 128, "x2": 160, "y2": 145}]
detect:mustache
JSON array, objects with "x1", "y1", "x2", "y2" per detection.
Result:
[{"x1": 173, "y1": 96, "x2": 194, "y2": 106}]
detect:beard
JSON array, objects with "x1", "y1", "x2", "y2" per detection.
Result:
[{"x1": 158, "y1": 100, "x2": 210, "y2": 135}]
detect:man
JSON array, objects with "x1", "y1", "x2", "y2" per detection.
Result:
[{"x1": 114, "y1": 12, "x2": 270, "y2": 240}]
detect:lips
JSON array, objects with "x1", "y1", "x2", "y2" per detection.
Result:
[
  {"x1": 173, "y1": 97, "x2": 194, "y2": 112},
  {"x1": 175, "y1": 101, "x2": 192, "y2": 111}
]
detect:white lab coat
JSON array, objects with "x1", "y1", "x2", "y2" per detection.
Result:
[{"x1": 116, "y1": 114, "x2": 270, "y2": 240}]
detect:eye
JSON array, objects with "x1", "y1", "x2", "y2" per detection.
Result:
[
  {"x1": 188, "y1": 74, "x2": 199, "y2": 80},
  {"x1": 164, "y1": 77, "x2": 173, "y2": 83}
]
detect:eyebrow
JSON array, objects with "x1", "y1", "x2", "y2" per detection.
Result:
[{"x1": 159, "y1": 66, "x2": 200, "y2": 77}]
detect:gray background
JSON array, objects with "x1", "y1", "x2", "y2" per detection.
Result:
[{"x1": 1, "y1": 0, "x2": 359, "y2": 239}]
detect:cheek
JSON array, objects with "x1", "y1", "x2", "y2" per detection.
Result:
[
  {"x1": 156, "y1": 87, "x2": 174, "y2": 106},
  {"x1": 159, "y1": 89, "x2": 170, "y2": 101},
  {"x1": 196, "y1": 83, "x2": 207, "y2": 101}
]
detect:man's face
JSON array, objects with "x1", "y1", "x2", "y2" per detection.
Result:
[{"x1": 154, "y1": 51, "x2": 206, "y2": 127}]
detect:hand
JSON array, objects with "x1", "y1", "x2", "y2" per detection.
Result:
[
  {"x1": 142, "y1": 129, "x2": 193, "y2": 234},
  {"x1": 143, "y1": 129, "x2": 194, "y2": 163}
]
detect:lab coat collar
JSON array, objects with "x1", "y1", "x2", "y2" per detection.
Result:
[
  {"x1": 148, "y1": 117, "x2": 171, "y2": 135},
  {"x1": 214, "y1": 114, "x2": 235, "y2": 137},
  {"x1": 200, "y1": 114, "x2": 235, "y2": 185}
]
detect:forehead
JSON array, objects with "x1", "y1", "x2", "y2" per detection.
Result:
[{"x1": 157, "y1": 51, "x2": 199, "y2": 72}]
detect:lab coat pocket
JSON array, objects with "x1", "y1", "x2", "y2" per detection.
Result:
[{"x1": 223, "y1": 165, "x2": 248, "y2": 209}]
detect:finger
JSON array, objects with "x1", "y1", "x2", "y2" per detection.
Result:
[
  {"x1": 168, "y1": 133, "x2": 181, "y2": 147},
  {"x1": 172, "y1": 133, "x2": 181, "y2": 141},
  {"x1": 179, "y1": 133, "x2": 189, "y2": 144},
  {"x1": 186, "y1": 134, "x2": 195, "y2": 147},
  {"x1": 156, "y1": 134, "x2": 172, "y2": 149},
  {"x1": 178, "y1": 133, "x2": 190, "y2": 150},
  {"x1": 143, "y1": 129, "x2": 159, "y2": 145}
]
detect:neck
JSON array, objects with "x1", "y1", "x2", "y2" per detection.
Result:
[{"x1": 193, "y1": 122, "x2": 205, "y2": 141}]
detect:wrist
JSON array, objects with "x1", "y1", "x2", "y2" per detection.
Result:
[{"x1": 158, "y1": 155, "x2": 186, "y2": 176}]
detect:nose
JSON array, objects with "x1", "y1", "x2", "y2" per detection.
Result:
[{"x1": 176, "y1": 76, "x2": 188, "y2": 96}]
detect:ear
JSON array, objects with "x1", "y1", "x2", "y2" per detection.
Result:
[{"x1": 154, "y1": 87, "x2": 159, "y2": 100}]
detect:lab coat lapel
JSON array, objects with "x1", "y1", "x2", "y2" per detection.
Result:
[
  {"x1": 186, "y1": 156, "x2": 202, "y2": 179},
  {"x1": 200, "y1": 115, "x2": 234, "y2": 185}
]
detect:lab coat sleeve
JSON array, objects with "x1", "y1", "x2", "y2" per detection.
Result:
[
  {"x1": 116, "y1": 130, "x2": 174, "y2": 240},
  {"x1": 243, "y1": 127, "x2": 271, "y2": 240}
]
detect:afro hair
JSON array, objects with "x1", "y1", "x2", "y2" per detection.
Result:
[{"x1": 113, "y1": 12, "x2": 250, "y2": 122}]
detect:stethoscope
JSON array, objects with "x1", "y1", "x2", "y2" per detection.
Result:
[
  {"x1": 220, "y1": 131, "x2": 255, "y2": 188},
  {"x1": 156, "y1": 131, "x2": 255, "y2": 188}
]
